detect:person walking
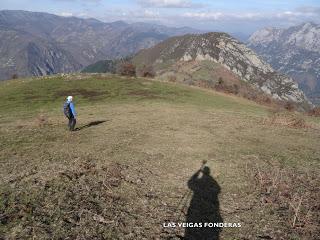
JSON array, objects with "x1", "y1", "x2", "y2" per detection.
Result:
[{"x1": 63, "y1": 96, "x2": 77, "y2": 131}]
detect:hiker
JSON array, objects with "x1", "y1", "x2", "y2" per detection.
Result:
[{"x1": 63, "y1": 96, "x2": 77, "y2": 131}]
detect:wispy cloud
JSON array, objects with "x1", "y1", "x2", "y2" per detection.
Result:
[
  {"x1": 182, "y1": 7, "x2": 320, "y2": 22},
  {"x1": 137, "y1": 0, "x2": 203, "y2": 8},
  {"x1": 4, "y1": 0, "x2": 318, "y2": 34},
  {"x1": 52, "y1": 0, "x2": 101, "y2": 2},
  {"x1": 121, "y1": 9, "x2": 160, "y2": 19},
  {"x1": 295, "y1": 6, "x2": 320, "y2": 15},
  {"x1": 58, "y1": 12, "x2": 73, "y2": 17}
]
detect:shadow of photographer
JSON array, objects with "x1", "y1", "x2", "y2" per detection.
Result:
[{"x1": 184, "y1": 166, "x2": 223, "y2": 240}]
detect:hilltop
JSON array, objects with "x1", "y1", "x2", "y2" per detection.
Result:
[{"x1": 0, "y1": 74, "x2": 319, "y2": 239}]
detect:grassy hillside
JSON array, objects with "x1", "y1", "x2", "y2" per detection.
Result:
[{"x1": 0, "y1": 74, "x2": 319, "y2": 239}]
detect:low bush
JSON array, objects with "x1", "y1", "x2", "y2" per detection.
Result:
[
  {"x1": 308, "y1": 107, "x2": 320, "y2": 117},
  {"x1": 139, "y1": 65, "x2": 155, "y2": 78},
  {"x1": 117, "y1": 62, "x2": 136, "y2": 77},
  {"x1": 11, "y1": 74, "x2": 18, "y2": 79},
  {"x1": 263, "y1": 111, "x2": 309, "y2": 128}
]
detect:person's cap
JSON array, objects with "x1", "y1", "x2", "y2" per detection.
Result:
[{"x1": 67, "y1": 96, "x2": 73, "y2": 101}]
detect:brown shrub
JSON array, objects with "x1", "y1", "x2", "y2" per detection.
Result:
[
  {"x1": 263, "y1": 112, "x2": 308, "y2": 128},
  {"x1": 308, "y1": 107, "x2": 320, "y2": 117},
  {"x1": 117, "y1": 62, "x2": 136, "y2": 77},
  {"x1": 197, "y1": 80, "x2": 215, "y2": 89},
  {"x1": 11, "y1": 74, "x2": 18, "y2": 79},
  {"x1": 232, "y1": 84, "x2": 239, "y2": 95},
  {"x1": 139, "y1": 65, "x2": 155, "y2": 78},
  {"x1": 284, "y1": 101, "x2": 295, "y2": 111},
  {"x1": 214, "y1": 82, "x2": 240, "y2": 95},
  {"x1": 168, "y1": 75, "x2": 177, "y2": 82},
  {"x1": 254, "y1": 94, "x2": 272, "y2": 105}
]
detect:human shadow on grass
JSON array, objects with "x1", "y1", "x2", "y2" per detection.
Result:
[
  {"x1": 75, "y1": 120, "x2": 107, "y2": 131},
  {"x1": 184, "y1": 166, "x2": 223, "y2": 240}
]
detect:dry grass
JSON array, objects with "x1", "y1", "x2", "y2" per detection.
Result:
[
  {"x1": 263, "y1": 111, "x2": 309, "y2": 128},
  {"x1": 1, "y1": 102, "x2": 319, "y2": 239},
  {"x1": 246, "y1": 159, "x2": 320, "y2": 239},
  {"x1": 0, "y1": 75, "x2": 319, "y2": 239},
  {"x1": 36, "y1": 114, "x2": 49, "y2": 127}
]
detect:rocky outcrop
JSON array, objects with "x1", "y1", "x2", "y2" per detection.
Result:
[
  {"x1": 248, "y1": 22, "x2": 320, "y2": 104},
  {"x1": 134, "y1": 32, "x2": 308, "y2": 104}
]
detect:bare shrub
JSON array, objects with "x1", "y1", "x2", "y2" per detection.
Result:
[
  {"x1": 248, "y1": 162, "x2": 319, "y2": 238},
  {"x1": 168, "y1": 75, "x2": 177, "y2": 82},
  {"x1": 284, "y1": 101, "x2": 295, "y2": 111},
  {"x1": 255, "y1": 95, "x2": 272, "y2": 105},
  {"x1": 214, "y1": 81, "x2": 240, "y2": 95},
  {"x1": 197, "y1": 80, "x2": 215, "y2": 89},
  {"x1": 11, "y1": 74, "x2": 18, "y2": 79},
  {"x1": 139, "y1": 65, "x2": 155, "y2": 78},
  {"x1": 232, "y1": 84, "x2": 239, "y2": 95},
  {"x1": 308, "y1": 107, "x2": 320, "y2": 117},
  {"x1": 269, "y1": 106, "x2": 284, "y2": 115},
  {"x1": 117, "y1": 62, "x2": 136, "y2": 77},
  {"x1": 263, "y1": 112, "x2": 309, "y2": 128}
]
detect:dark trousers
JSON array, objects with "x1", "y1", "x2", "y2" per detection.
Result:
[{"x1": 68, "y1": 117, "x2": 76, "y2": 131}]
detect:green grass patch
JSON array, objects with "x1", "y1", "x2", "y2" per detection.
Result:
[{"x1": 0, "y1": 74, "x2": 267, "y2": 119}]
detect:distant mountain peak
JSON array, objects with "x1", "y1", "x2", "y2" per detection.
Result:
[
  {"x1": 248, "y1": 22, "x2": 320, "y2": 104},
  {"x1": 300, "y1": 21, "x2": 317, "y2": 28}
]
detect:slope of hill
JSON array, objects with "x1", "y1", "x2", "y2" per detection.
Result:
[
  {"x1": 0, "y1": 74, "x2": 319, "y2": 239},
  {"x1": 248, "y1": 22, "x2": 320, "y2": 105},
  {"x1": 131, "y1": 32, "x2": 309, "y2": 106},
  {"x1": 0, "y1": 10, "x2": 200, "y2": 80}
]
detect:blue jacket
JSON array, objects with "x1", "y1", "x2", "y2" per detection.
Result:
[{"x1": 68, "y1": 101, "x2": 77, "y2": 118}]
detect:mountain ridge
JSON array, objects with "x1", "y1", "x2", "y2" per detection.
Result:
[
  {"x1": 248, "y1": 22, "x2": 320, "y2": 104},
  {"x1": 0, "y1": 10, "x2": 201, "y2": 80},
  {"x1": 131, "y1": 32, "x2": 309, "y2": 105}
]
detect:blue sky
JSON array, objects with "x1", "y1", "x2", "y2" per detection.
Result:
[{"x1": 1, "y1": 0, "x2": 320, "y2": 34}]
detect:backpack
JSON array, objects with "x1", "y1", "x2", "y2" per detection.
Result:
[{"x1": 63, "y1": 102, "x2": 72, "y2": 118}]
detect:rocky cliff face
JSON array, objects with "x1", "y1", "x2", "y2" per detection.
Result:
[
  {"x1": 133, "y1": 32, "x2": 308, "y2": 104},
  {"x1": 248, "y1": 22, "x2": 320, "y2": 104},
  {"x1": 0, "y1": 10, "x2": 199, "y2": 80}
]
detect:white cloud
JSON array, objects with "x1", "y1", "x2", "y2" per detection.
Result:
[
  {"x1": 56, "y1": 11, "x2": 93, "y2": 18},
  {"x1": 182, "y1": 11, "x2": 264, "y2": 21},
  {"x1": 119, "y1": 9, "x2": 160, "y2": 20},
  {"x1": 182, "y1": 8, "x2": 320, "y2": 22},
  {"x1": 58, "y1": 12, "x2": 74, "y2": 17},
  {"x1": 296, "y1": 6, "x2": 320, "y2": 15},
  {"x1": 143, "y1": 9, "x2": 160, "y2": 18},
  {"x1": 53, "y1": 0, "x2": 101, "y2": 2},
  {"x1": 183, "y1": 12, "x2": 224, "y2": 20},
  {"x1": 137, "y1": 0, "x2": 202, "y2": 8}
]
